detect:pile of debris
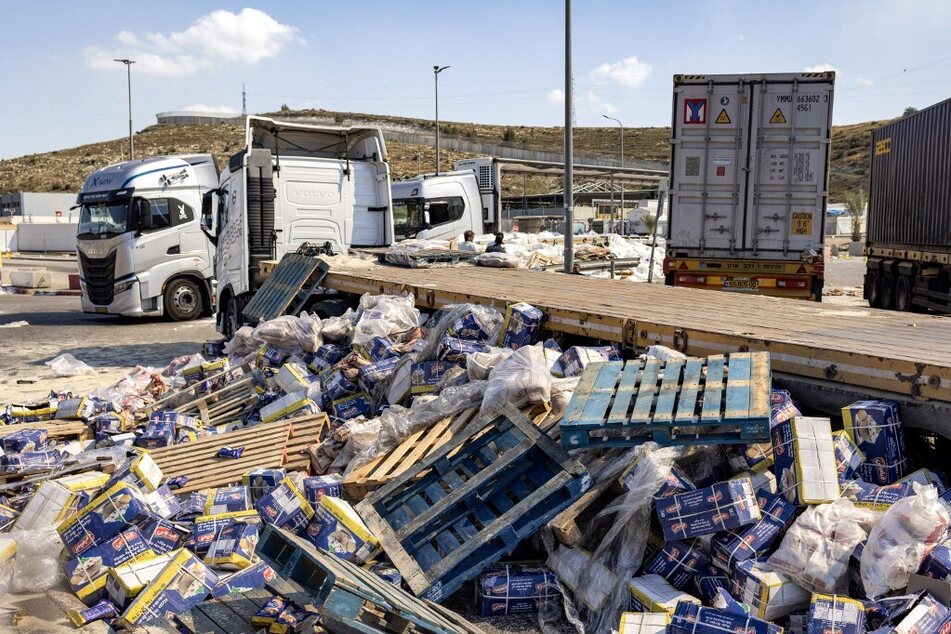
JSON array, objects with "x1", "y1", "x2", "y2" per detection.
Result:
[{"x1": 0, "y1": 291, "x2": 948, "y2": 633}]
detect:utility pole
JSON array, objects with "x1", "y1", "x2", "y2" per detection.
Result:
[
  {"x1": 603, "y1": 114, "x2": 624, "y2": 233},
  {"x1": 114, "y1": 58, "x2": 135, "y2": 160},
  {"x1": 242, "y1": 83, "x2": 247, "y2": 116},
  {"x1": 563, "y1": 0, "x2": 574, "y2": 273},
  {"x1": 433, "y1": 65, "x2": 450, "y2": 174}
]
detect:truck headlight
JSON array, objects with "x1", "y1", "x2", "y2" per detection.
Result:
[{"x1": 114, "y1": 279, "x2": 136, "y2": 294}]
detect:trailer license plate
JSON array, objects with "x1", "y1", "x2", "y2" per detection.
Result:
[
  {"x1": 96, "y1": 307, "x2": 107, "y2": 314},
  {"x1": 724, "y1": 278, "x2": 758, "y2": 290}
]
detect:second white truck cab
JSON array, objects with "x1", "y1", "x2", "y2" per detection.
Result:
[
  {"x1": 391, "y1": 157, "x2": 500, "y2": 241},
  {"x1": 76, "y1": 154, "x2": 218, "y2": 320},
  {"x1": 208, "y1": 116, "x2": 393, "y2": 335}
]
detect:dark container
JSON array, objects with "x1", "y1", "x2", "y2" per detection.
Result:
[{"x1": 868, "y1": 98, "x2": 951, "y2": 250}]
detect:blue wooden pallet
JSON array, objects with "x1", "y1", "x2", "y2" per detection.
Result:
[
  {"x1": 356, "y1": 402, "x2": 590, "y2": 603},
  {"x1": 560, "y1": 352, "x2": 771, "y2": 449},
  {"x1": 255, "y1": 525, "x2": 484, "y2": 634},
  {"x1": 242, "y1": 254, "x2": 330, "y2": 324}
]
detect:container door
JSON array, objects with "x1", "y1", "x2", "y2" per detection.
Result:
[
  {"x1": 745, "y1": 78, "x2": 832, "y2": 255},
  {"x1": 669, "y1": 79, "x2": 751, "y2": 254}
]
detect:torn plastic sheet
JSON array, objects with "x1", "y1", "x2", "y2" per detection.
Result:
[
  {"x1": 415, "y1": 304, "x2": 503, "y2": 363},
  {"x1": 351, "y1": 293, "x2": 420, "y2": 349},
  {"x1": 861, "y1": 483, "x2": 950, "y2": 599},
  {"x1": 480, "y1": 344, "x2": 552, "y2": 417},
  {"x1": 542, "y1": 443, "x2": 682, "y2": 633},
  {"x1": 45, "y1": 353, "x2": 96, "y2": 377},
  {"x1": 343, "y1": 381, "x2": 486, "y2": 473}
]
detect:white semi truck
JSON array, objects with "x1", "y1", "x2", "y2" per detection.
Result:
[
  {"x1": 206, "y1": 116, "x2": 500, "y2": 335},
  {"x1": 75, "y1": 154, "x2": 219, "y2": 320}
]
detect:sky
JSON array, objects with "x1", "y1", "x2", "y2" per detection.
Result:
[{"x1": 2, "y1": 0, "x2": 951, "y2": 159}]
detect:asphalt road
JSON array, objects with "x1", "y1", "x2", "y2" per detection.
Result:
[{"x1": 0, "y1": 294, "x2": 218, "y2": 403}]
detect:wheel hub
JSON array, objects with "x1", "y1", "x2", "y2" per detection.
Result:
[{"x1": 173, "y1": 286, "x2": 197, "y2": 313}]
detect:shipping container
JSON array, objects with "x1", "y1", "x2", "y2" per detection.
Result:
[
  {"x1": 664, "y1": 72, "x2": 835, "y2": 300},
  {"x1": 865, "y1": 98, "x2": 951, "y2": 312}
]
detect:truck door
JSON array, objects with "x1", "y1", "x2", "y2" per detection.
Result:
[
  {"x1": 745, "y1": 78, "x2": 832, "y2": 255},
  {"x1": 669, "y1": 80, "x2": 751, "y2": 254},
  {"x1": 131, "y1": 196, "x2": 196, "y2": 299},
  {"x1": 215, "y1": 176, "x2": 249, "y2": 298}
]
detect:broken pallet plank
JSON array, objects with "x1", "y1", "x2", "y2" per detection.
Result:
[
  {"x1": 356, "y1": 402, "x2": 590, "y2": 603},
  {"x1": 0, "y1": 419, "x2": 90, "y2": 440},
  {"x1": 560, "y1": 352, "x2": 772, "y2": 449}
]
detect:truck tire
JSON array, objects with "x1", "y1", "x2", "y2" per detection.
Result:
[
  {"x1": 164, "y1": 278, "x2": 203, "y2": 321},
  {"x1": 895, "y1": 275, "x2": 914, "y2": 312},
  {"x1": 222, "y1": 296, "x2": 242, "y2": 339},
  {"x1": 866, "y1": 269, "x2": 883, "y2": 308},
  {"x1": 880, "y1": 272, "x2": 897, "y2": 310}
]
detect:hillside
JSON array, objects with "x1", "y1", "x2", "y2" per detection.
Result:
[{"x1": 0, "y1": 108, "x2": 881, "y2": 201}]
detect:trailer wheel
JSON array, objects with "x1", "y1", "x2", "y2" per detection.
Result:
[
  {"x1": 895, "y1": 275, "x2": 914, "y2": 312},
  {"x1": 866, "y1": 269, "x2": 883, "y2": 308},
  {"x1": 880, "y1": 272, "x2": 897, "y2": 310},
  {"x1": 164, "y1": 278, "x2": 203, "y2": 322}
]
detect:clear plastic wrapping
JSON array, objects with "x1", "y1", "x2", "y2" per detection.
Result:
[
  {"x1": 767, "y1": 497, "x2": 873, "y2": 593},
  {"x1": 351, "y1": 293, "x2": 420, "y2": 348},
  {"x1": 225, "y1": 312, "x2": 324, "y2": 357},
  {"x1": 479, "y1": 344, "x2": 552, "y2": 417},
  {"x1": 45, "y1": 353, "x2": 96, "y2": 377},
  {"x1": 415, "y1": 304, "x2": 503, "y2": 362},
  {"x1": 466, "y1": 347, "x2": 514, "y2": 381},
  {"x1": 860, "y1": 483, "x2": 950, "y2": 598},
  {"x1": 343, "y1": 381, "x2": 487, "y2": 472},
  {"x1": 11, "y1": 528, "x2": 62, "y2": 591},
  {"x1": 474, "y1": 252, "x2": 520, "y2": 268}
]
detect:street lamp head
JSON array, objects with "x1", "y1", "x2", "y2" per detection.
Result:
[
  {"x1": 434, "y1": 65, "x2": 450, "y2": 74},
  {"x1": 113, "y1": 58, "x2": 135, "y2": 65}
]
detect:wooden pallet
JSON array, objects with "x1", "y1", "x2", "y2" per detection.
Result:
[
  {"x1": 255, "y1": 525, "x2": 484, "y2": 634},
  {"x1": 356, "y1": 403, "x2": 590, "y2": 603},
  {"x1": 559, "y1": 352, "x2": 771, "y2": 449},
  {"x1": 0, "y1": 419, "x2": 91, "y2": 441},
  {"x1": 148, "y1": 414, "x2": 327, "y2": 494},
  {"x1": 242, "y1": 254, "x2": 330, "y2": 324},
  {"x1": 173, "y1": 375, "x2": 258, "y2": 427},
  {"x1": 343, "y1": 405, "x2": 556, "y2": 501},
  {"x1": 149, "y1": 364, "x2": 251, "y2": 415}
]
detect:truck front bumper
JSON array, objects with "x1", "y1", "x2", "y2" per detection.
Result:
[{"x1": 81, "y1": 280, "x2": 163, "y2": 317}]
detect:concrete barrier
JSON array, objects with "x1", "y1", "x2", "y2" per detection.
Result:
[
  {"x1": 15, "y1": 222, "x2": 77, "y2": 253},
  {"x1": 8, "y1": 269, "x2": 51, "y2": 288}
]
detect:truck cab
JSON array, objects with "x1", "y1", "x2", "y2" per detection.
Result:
[
  {"x1": 76, "y1": 154, "x2": 218, "y2": 320},
  {"x1": 208, "y1": 116, "x2": 392, "y2": 335},
  {"x1": 391, "y1": 158, "x2": 500, "y2": 241}
]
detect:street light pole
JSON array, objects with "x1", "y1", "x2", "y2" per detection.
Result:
[
  {"x1": 603, "y1": 114, "x2": 624, "y2": 232},
  {"x1": 114, "y1": 58, "x2": 135, "y2": 160},
  {"x1": 433, "y1": 65, "x2": 450, "y2": 174},
  {"x1": 563, "y1": 0, "x2": 574, "y2": 274}
]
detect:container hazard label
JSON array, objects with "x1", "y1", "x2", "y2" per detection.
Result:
[
  {"x1": 770, "y1": 108, "x2": 787, "y2": 124},
  {"x1": 875, "y1": 138, "x2": 891, "y2": 155},
  {"x1": 684, "y1": 99, "x2": 707, "y2": 124},
  {"x1": 792, "y1": 211, "x2": 813, "y2": 236},
  {"x1": 715, "y1": 109, "x2": 732, "y2": 124}
]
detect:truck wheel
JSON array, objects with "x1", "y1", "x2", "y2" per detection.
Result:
[
  {"x1": 164, "y1": 278, "x2": 203, "y2": 321},
  {"x1": 222, "y1": 296, "x2": 242, "y2": 339},
  {"x1": 866, "y1": 270, "x2": 883, "y2": 308},
  {"x1": 895, "y1": 275, "x2": 913, "y2": 312},
  {"x1": 880, "y1": 272, "x2": 897, "y2": 310}
]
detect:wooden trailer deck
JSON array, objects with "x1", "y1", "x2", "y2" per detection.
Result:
[{"x1": 321, "y1": 265, "x2": 951, "y2": 407}]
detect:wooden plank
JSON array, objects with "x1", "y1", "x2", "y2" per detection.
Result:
[
  {"x1": 652, "y1": 358, "x2": 684, "y2": 425},
  {"x1": 0, "y1": 420, "x2": 88, "y2": 439},
  {"x1": 630, "y1": 358, "x2": 661, "y2": 424},
  {"x1": 606, "y1": 360, "x2": 641, "y2": 426},
  {"x1": 700, "y1": 355, "x2": 726, "y2": 423},
  {"x1": 675, "y1": 357, "x2": 704, "y2": 424},
  {"x1": 724, "y1": 353, "x2": 752, "y2": 422}
]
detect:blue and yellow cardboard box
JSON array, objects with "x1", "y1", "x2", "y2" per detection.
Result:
[{"x1": 476, "y1": 562, "x2": 557, "y2": 616}]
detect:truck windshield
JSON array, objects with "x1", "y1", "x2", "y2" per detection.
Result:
[
  {"x1": 392, "y1": 198, "x2": 425, "y2": 240},
  {"x1": 78, "y1": 200, "x2": 131, "y2": 238}
]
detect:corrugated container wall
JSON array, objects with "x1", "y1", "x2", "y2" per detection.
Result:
[
  {"x1": 867, "y1": 98, "x2": 951, "y2": 250},
  {"x1": 668, "y1": 72, "x2": 834, "y2": 261}
]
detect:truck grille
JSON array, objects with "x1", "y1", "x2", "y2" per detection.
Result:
[{"x1": 79, "y1": 252, "x2": 116, "y2": 305}]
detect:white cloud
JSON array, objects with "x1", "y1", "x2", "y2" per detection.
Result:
[
  {"x1": 182, "y1": 104, "x2": 240, "y2": 114},
  {"x1": 579, "y1": 91, "x2": 618, "y2": 116},
  {"x1": 547, "y1": 89, "x2": 565, "y2": 103},
  {"x1": 804, "y1": 63, "x2": 839, "y2": 76},
  {"x1": 85, "y1": 8, "x2": 301, "y2": 77},
  {"x1": 589, "y1": 56, "x2": 652, "y2": 88},
  {"x1": 855, "y1": 78, "x2": 874, "y2": 87}
]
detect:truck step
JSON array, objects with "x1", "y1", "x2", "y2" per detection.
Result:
[{"x1": 559, "y1": 352, "x2": 771, "y2": 449}]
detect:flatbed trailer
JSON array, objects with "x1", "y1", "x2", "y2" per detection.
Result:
[{"x1": 321, "y1": 264, "x2": 951, "y2": 436}]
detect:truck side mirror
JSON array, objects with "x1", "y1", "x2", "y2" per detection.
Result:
[
  {"x1": 134, "y1": 199, "x2": 152, "y2": 231},
  {"x1": 201, "y1": 191, "x2": 214, "y2": 230},
  {"x1": 423, "y1": 210, "x2": 431, "y2": 227}
]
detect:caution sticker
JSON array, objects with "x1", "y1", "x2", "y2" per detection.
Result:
[
  {"x1": 715, "y1": 109, "x2": 732, "y2": 125},
  {"x1": 792, "y1": 211, "x2": 813, "y2": 236},
  {"x1": 770, "y1": 108, "x2": 787, "y2": 124}
]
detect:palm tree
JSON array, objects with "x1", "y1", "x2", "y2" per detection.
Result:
[
  {"x1": 642, "y1": 212, "x2": 658, "y2": 235},
  {"x1": 842, "y1": 189, "x2": 867, "y2": 242}
]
